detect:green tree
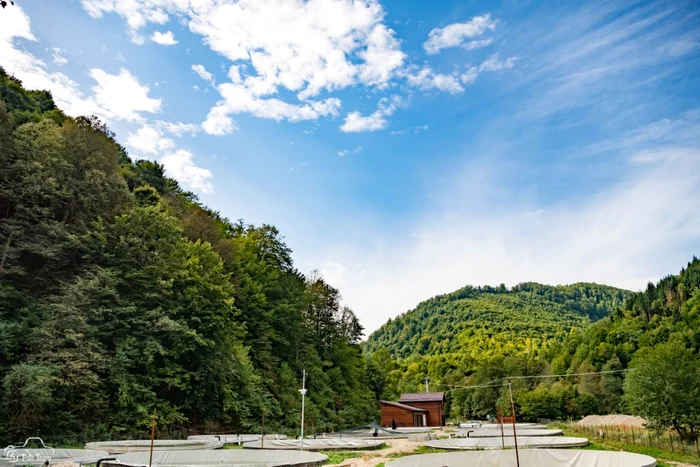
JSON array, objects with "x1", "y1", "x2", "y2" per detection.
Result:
[{"x1": 624, "y1": 342, "x2": 700, "y2": 441}]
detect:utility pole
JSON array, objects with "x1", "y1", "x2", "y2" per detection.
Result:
[
  {"x1": 299, "y1": 369, "x2": 307, "y2": 451},
  {"x1": 149, "y1": 408, "x2": 157, "y2": 467},
  {"x1": 508, "y1": 382, "x2": 520, "y2": 467},
  {"x1": 424, "y1": 377, "x2": 430, "y2": 393}
]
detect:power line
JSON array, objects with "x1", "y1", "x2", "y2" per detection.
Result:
[
  {"x1": 505, "y1": 369, "x2": 631, "y2": 380},
  {"x1": 429, "y1": 368, "x2": 631, "y2": 391}
]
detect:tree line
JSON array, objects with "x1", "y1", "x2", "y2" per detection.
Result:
[{"x1": 0, "y1": 67, "x2": 379, "y2": 442}]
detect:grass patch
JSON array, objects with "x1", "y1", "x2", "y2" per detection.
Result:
[
  {"x1": 322, "y1": 451, "x2": 373, "y2": 465},
  {"x1": 553, "y1": 423, "x2": 700, "y2": 467},
  {"x1": 386, "y1": 446, "x2": 447, "y2": 459},
  {"x1": 223, "y1": 444, "x2": 243, "y2": 449}
]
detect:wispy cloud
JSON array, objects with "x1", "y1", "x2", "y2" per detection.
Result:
[
  {"x1": 338, "y1": 146, "x2": 363, "y2": 157},
  {"x1": 512, "y1": 1, "x2": 700, "y2": 120},
  {"x1": 51, "y1": 47, "x2": 67, "y2": 65},
  {"x1": 289, "y1": 160, "x2": 312, "y2": 171},
  {"x1": 424, "y1": 14, "x2": 498, "y2": 54},
  {"x1": 341, "y1": 96, "x2": 403, "y2": 133}
]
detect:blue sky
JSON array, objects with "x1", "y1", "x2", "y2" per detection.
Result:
[{"x1": 1, "y1": 0, "x2": 699, "y2": 332}]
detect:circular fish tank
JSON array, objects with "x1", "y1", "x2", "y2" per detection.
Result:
[
  {"x1": 0, "y1": 448, "x2": 109, "y2": 467},
  {"x1": 187, "y1": 435, "x2": 287, "y2": 445},
  {"x1": 85, "y1": 439, "x2": 222, "y2": 454},
  {"x1": 457, "y1": 428, "x2": 563, "y2": 438},
  {"x1": 243, "y1": 438, "x2": 385, "y2": 451},
  {"x1": 462, "y1": 423, "x2": 548, "y2": 430},
  {"x1": 385, "y1": 450, "x2": 656, "y2": 467},
  {"x1": 427, "y1": 436, "x2": 589, "y2": 450},
  {"x1": 103, "y1": 450, "x2": 327, "y2": 467}
]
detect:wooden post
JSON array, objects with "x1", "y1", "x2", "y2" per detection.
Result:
[
  {"x1": 668, "y1": 433, "x2": 674, "y2": 453},
  {"x1": 261, "y1": 408, "x2": 265, "y2": 449},
  {"x1": 508, "y1": 383, "x2": 520, "y2": 467},
  {"x1": 631, "y1": 426, "x2": 635, "y2": 444},
  {"x1": 149, "y1": 408, "x2": 157, "y2": 467}
]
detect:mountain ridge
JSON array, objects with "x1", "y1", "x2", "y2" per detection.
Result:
[{"x1": 366, "y1": 282, "x2": 632, "y2": 360}]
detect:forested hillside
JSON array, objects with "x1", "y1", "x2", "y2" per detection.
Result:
[
  {"x1": 366, "y1": 283, "x2": 630, "y2": 359},
  {"x1": 0, "y1": 67, "x2": 378, "y2": 442},
  {"x1": 366, "y1": 262, "x2": 700, "y2": 438}
]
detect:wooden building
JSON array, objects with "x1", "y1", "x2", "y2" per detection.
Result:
[
  {"x1": 380, "y1": 401, "x2": 428, "y2": 428},
  {"x1": 380, "y1": 392, "x2": 446, "y2": 428}
]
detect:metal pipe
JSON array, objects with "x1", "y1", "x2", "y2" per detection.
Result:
[{"x1": 299, "y1": 369, "x2": 307, "y2": 451}]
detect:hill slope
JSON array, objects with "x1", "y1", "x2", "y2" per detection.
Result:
[
  {"x1": 0, "y1": 67, "x2": 376, "y2": 441},
  {"x1": 366, "y1": 283, "x2": 631, "y2": 360}
]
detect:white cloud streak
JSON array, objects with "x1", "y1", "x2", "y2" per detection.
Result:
[
  {"x1": 51, "y1": 47, "x2": 67, "y2": 65},
  {"x1": 338, "y1": 146, "x2": 362, "y2": 157},
  {"x1": 424, "y1": 14, "x2": 497, "y2": 54},
  {"x1": 341, "y1": 95, "x2": 401, "y2": 133},
  {"x1": 192, "y1": 64, "x2": 214, "y2": 84}
]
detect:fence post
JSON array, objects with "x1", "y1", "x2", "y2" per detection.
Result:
[
  {"x1": 646, "y1": 428, "x2": 651, "y2": 447},
  {"x1": 617, "y1": 426, "x2": 621, "y2": 442},
  {"x1": 631, "y1": 427, "x2": 636, "y2": 444},
  {"x1": 668, "y1": 433, "x2": 674, "y2": 453}
]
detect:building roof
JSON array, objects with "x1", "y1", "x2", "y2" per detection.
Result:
[
  {"x1": 399, "y1": 392, "x2": 446, "y2": 403},
  {"x1": 380, "y1": 400, "x2": 428, "y2": 412}
]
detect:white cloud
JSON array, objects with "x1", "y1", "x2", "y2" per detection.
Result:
[
  {"x1": 357, "y1": 24, "x2": 406, "y2": 87},
  {"x1": 80, "y1": 0, "x2": 405, "y2": 125},
  {"x1": 156, "y1": 120, "x2": 200, "y2": 137},
  {"x1": 406, "y1": 67, "x2": 464, "y2": 94},
  {"x1": 151, "y1": 30, "x2": 178, "y2": 45},
  {"x1": 461, "y1": 53, "x2": 518, "y2": 85},
  {"x1": 424, "y1": 14, "x2": 497, "y2": 54},
  {"x1": 52, "y1": 47, "x2": 68, "y2": 65},
  {"x1": 391, "y1": 124, "x2": 429, "y2": 135},
  {"x1": 126, "y1": 124, "x2": 167, "y2": 155},
  {"x1": 89, "y1": 68, "x2": 162, "y2": 121},
  {"x1": 479, "y1": 53, "x2": 518, "y2": 72},
  {"x1": 338, "y1": 146, "x2": 362, "y2": 156},
  {"x1": 0, "y1": 5, "x2": 160, "y2": 123},
  {"x1": 192, "y1": 64, "x2": 214, "y2": 84},
  {"x1": 202, "y1": 83, "x2": 341, "y2": 133},
  {"x1": 201, "y1": 104, "x2": 238, "y2": 135},
  {"x1": 161, "y1": 149, "x2": 213, "y2": 193},
  {"x1": 341, "y1": 96, "x2": 401, "y2": 133},
  {"x1": 316, "y1": 145, "x2": 700, "y2": 333},
  {"x1": 126, "y1": 124, "x2": 212, "y2": 193}
]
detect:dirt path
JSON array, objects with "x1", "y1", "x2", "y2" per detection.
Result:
[{"x1": 326, "y1": 438, "x2": 424, "y2": 467}]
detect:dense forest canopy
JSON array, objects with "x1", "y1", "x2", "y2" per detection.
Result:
[
  {"x1": 0, "y1": 67, "x2": 377, "y2": 442},
  {"x1": 366, "y1": 283, "x2": 630, "y2": 359}
]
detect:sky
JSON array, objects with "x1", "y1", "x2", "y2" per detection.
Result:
[{"x1": 1, "y1": 0, "x2": 699, "y2": 334}]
